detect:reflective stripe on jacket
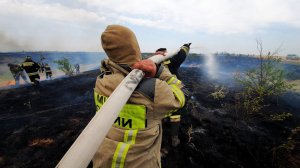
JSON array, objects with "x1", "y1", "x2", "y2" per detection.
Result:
[
  {"x1": 170, "y1": 115, "x2": 181, "y2": 122},
  {"x1": 94, "y1": 93, "x2": 147, "y2": 129},
  {"x1": 92, "y1": 59, "x2": 185, "y2": 168},
  {"x1": 27, "y1": 72, "x2": 39, "y2": 76}
]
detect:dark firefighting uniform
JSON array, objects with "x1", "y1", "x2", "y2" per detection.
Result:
[
  {"x1": 44, "y1": 64, "x2": 52, "y2": 79},
  {"x1": 21, "y1": 59, "x2": 40, "y2": 83},
  {"x1": 163, "y1": 44, "x2": 190, "y2": 146},
  {"x1": 164, "y1": 45, "x2": 190, "y2": 79}
]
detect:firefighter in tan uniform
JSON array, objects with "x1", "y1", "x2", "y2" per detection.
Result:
[{"x1": 92, "y1": 25, "x2": 185, "y2": 168}]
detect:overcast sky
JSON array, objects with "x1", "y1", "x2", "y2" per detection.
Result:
[{"x1": 0, "y1": 0, "x2": 299, "y2": 55}]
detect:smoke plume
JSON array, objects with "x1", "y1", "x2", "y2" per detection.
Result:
[{"x1": 0, "y1": 32, "x2": 33, "y2": 52}]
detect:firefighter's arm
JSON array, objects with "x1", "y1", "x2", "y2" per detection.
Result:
[
  {"x1": 154, "y1": 64, "x2": 173, "y2": 81},
  {"x1": 153, "y1": 78, "x2": 185, "y2": 119},
  {"x1": 168, "y1": 43, "x2": 191, "y2": 70},
  {"x1": 132, "y1": 59, "x2": 185, "y2": 117},
  {"x1": 34, "y1": 62, "x2": 41, "y2": 71},
  {"x1": 153, "y1": 66, "x2": 185, "y2": 118}
]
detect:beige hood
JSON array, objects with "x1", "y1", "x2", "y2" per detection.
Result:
[{"x1": 101, "y1": 25, "x2": 141, "y2": 66}]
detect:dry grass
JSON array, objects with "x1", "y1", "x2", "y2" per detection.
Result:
[
  {"x1": 283, "y1": 59, "x2": 300, "y2": 65},
  {"x1": 28, "y1": 138, "x2": 54, "y2": 147},
  {"x1": 288, "y1": 80, "x2": 300, "y2": 93},
  {"x1": 253, "y1": 55, "x2": 300, "y2": 65},
  {"x1": 187, "y1": 124, "x2": 193, "y2": 143},
  {"x1": 273, "y1": 126, "x2": 300, "y2": 168}
]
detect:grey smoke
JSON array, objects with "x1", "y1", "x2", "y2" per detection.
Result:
[{"x1": 0, "y1": 32, "x2": 33, "y2": 52}]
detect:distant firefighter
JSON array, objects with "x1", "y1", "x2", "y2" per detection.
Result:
[
  {"x1": 44, "y1": 63, "x2": 52, "y2": 80},
  {"x1": 39, "y1": 55, "x2": 46, "y2": 73},
  {"x1": 74, "y1": 63, "x2": 80, "y2": 74},
  {"x1": 7, "y1": 63, "x2": 31, "y2": 86},
  {"x1": 21, "y1": 56, "x2": 41, "y2": 84},
  {"x1": 38, "y1": 62, "x2": 45, "y2": 73}
]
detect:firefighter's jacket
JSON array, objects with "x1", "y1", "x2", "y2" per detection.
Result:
[
  {"x1": 21, "y1": 60, "x2": 40, "y2": 77},
  {"x1": 9, "y1": 65, "x2": 23, "y2": 77},
  {"x1": 92, "y1": 59, "x2": 185, "y2": 168}
]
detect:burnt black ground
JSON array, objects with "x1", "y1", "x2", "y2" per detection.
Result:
[
  {"x1": 0, "y1": 67, "x2": 299, "y2": 168},
  {"x1": 162, "y1": 67, "x2": 300, "y2": 168},
  {"x1": 0, "y1": 70, "x2": 97, "y2": 168}
]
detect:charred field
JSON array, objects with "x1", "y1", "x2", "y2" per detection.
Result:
[{"x1": 0, "y1": 55, "x2": 300, "y2": 168}]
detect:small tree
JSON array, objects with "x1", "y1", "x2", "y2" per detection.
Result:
[
  {"x1": 235, "y1": 40, "x2": 294, "y2": 114},
  {"x1": 53, "y1": 57, "x2": 74, "y2": 76}
]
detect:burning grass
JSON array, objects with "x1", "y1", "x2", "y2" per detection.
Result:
[{"x1": 0, "y1": 80, "x2": 15, "y2": 88}]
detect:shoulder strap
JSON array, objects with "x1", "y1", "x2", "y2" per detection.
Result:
[
  {"x1": 107, "y1": 60, "x2": 130, "y2": 75},
  {"x1": 135, "y1": 78, "x2": 156, "y2": 101},
  {"x1": 99, "y1": 59, "x2": 131, "y2": 78}
]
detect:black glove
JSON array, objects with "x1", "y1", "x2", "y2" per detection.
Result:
[{"x1": 183, "y1": 43, "x2": 192, "y2": 48}]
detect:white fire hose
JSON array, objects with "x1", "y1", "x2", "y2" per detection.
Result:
[{"x1": 56, "y1": 50, "x2": 179, "y2": 168}]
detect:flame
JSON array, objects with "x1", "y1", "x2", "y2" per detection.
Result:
[{"x1": 0, "y1": 80, "x2": 15, "y2": 87}]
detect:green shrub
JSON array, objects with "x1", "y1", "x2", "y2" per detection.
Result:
[
  {"x1": 53, "y1": 58, "x2": 74, "y2": 76},
  {"x1": 235, "y1": 41, "x2": 294, "y2": 114},
  {"x1": 210, "y1": 86, "x2": 226, "y2": 100}
]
